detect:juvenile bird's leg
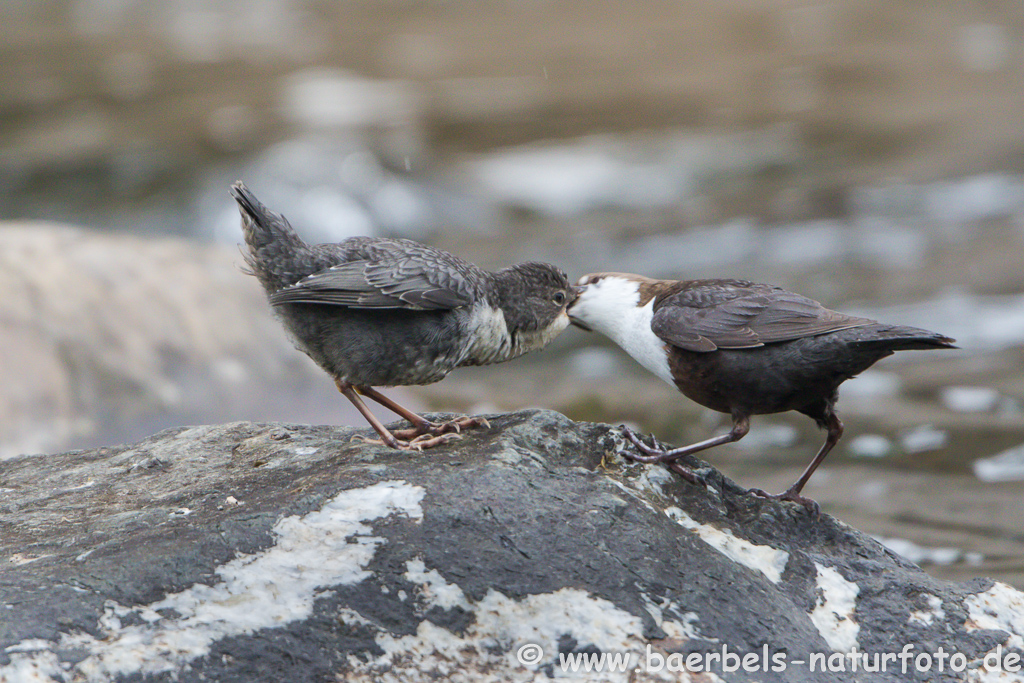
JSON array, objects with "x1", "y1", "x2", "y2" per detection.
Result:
[
  {"x1": 356, "y1": 385, "x2": 490, "y2": 440},
  {"x1": 748, "y1": 413, "x2": 843, "y2": 517},
  {"x1": 619, "y1": 416, "x2": 750, "y2": 486},
  {"x1": 335, "y1": 379, "x2": 459, "y2": 450}
]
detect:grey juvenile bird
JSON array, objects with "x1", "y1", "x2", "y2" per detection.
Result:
[
  {"x1": 568, "y1": 273, "x2": 956, "y2": 513},
  {"x1": 232, "y1": 182, "x2": 576, "y2": 450}
]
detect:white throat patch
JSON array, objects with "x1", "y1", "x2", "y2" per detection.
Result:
[{"x1": 571, "y1": 277, "x2": 674, "y2": 386}]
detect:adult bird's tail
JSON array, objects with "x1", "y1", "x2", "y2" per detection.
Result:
[
  {"x1": 853, "y1": 324, "x2": 957, "y2": 352},
  {"x1": 230, "y1": 181, "x2": 309, "y2": 293}
]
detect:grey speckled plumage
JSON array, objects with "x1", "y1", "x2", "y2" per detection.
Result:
[
  {"x1": 232, "y1": 181, "x2": 576, "y2": 449},
  {"x1": 568, "y1": 272, "x2": 957, "y2": 514}
]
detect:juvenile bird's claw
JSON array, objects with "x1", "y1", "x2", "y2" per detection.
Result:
[
  {"x1": 391, "y1": 415, "x2": 489, "y2": 441},
  {"x1": 350, "y1": 432, "x2": 461, "y2": 451}
]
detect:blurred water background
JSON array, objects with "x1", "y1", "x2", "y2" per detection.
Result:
[{"x1": 2, "y1": 0, "x2": 1024, "y2": 587}]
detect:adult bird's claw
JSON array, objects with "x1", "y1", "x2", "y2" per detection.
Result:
[
  {"x1": 667, "y1": 461, "x2": 709, "y2": 487},
  {"x1": 617, "y1": 425, "x2": 669, "y2": 462},
  {"x1": 747, "y1": 487, "x2": 821, "y2": 518},
  {"x1": 618, "y1": 425, "x2": 708, "y2": 487}
]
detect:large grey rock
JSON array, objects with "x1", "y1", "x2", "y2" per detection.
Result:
[{"x1": 1, "y1": 410, "x2": 1021, "y2": 682}]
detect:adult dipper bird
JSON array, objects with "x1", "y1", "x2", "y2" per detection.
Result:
[
  {"x1": 231, "y1": 182, "x2": 576, "y2": 450},
  {"x1": 568, "y1": 273, "x2": 956, "y2": 513}
]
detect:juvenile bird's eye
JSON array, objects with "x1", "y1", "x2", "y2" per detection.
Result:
[{"x1": 553, "y1": 291, "x2": 566, "y2": 305}]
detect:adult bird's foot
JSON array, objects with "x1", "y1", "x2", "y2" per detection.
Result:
[
  {"x1": 747, "y1": 487, "x2": 821, "y2": 518},
  {"x1": 665, "y1": 461, "x2": 709, "y2": 487},
  {"x1": 350, "y1": 432, "x2": 462, "y2": 451},
  {"x1": 618, "y1": 425, "x2": 708, "y2": 487},
  {"x1": 618, "y1": 425, "x2": 672, "y2": 460},
  {"x1": 391, "y1": 415, "x2": 491, "y2": 441}
]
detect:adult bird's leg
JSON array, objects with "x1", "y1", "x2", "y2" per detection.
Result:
[
  {"x1": 748, "y1": 413, "x2": 844, "y2": 517},
  {"x1": 619, "y1": 415, "x2": 750, "y2": 486},
  {"x1": 356, "y1": 385, "x2": 490, "y2": 440},
  {"x1": 335, "y1": 379, "x2": 458, "y2": 450}
]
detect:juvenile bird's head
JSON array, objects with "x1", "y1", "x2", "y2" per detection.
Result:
[{"x1": 492, "y1": 262, "x2": 578, "y2": 355}]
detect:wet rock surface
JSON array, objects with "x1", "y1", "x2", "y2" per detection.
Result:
[{"x1": 2, "y1": 410, "x2": 1021, "y2": 682}]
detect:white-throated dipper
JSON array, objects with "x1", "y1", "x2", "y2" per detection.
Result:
[
  {"x1": 231, "y1": 182, "x2": 576, "y2": 450},
  {"x1": 568, "y1": 272, "x2": 956, "y2": 513}
]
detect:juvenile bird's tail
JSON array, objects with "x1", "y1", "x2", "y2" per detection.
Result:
[{"x1": 230, "y1": 181, "x2": 309, "y2": 292}]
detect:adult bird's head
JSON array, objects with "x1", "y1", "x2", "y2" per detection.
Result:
[{"x1": 568, "y1": 272, "x2": 659, "y2": 337}]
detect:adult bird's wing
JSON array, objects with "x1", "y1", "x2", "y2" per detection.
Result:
[
  {"x1": 268, "y1": 242, "x2": 479, "y2": 310},
  {"x1": 650, "y1": 280, "x2": 873, "y2": 352}
]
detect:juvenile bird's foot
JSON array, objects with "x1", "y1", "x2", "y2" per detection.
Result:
[
  {"x1": 405, "y1": 432, "x2": 463, "y2": 451},
  {"x1": 619, "y1": 425, "x2": 708, "y2": 487},
  {"x1": 747, "y1": 487, "x2": 821, "y2": 518},
  {"x1": 350, "y1": 432, "x2": 462, "y2": 451},
  {"x1": 392, "y1": 415, "x2": 490, "y2": 441}
]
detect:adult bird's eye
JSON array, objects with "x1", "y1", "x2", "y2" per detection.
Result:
[{"x1": 553, "y1": 291, "x2": 566, "y2": 306}]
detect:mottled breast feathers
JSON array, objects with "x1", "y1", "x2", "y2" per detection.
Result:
[
  {"x1": 650, "y1": 279, "x2": 874, "y2": 352},
  {"x1": 268, "y1": 238, "x2": 484, "y2": 311}
]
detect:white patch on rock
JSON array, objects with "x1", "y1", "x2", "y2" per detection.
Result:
[
  {"x1": 1, "y1": 644, "x2": 64, "y2": 683},
  {"x1": 342, "y1": 586, "x2": 695, "y2": 682},
  {"x1": 640, "y1": 592, "x2": 715, "y2": 643},
  {"x1": 634, "y1": 463, "x2": 676, "y2": 500},
  {"x1": 808, "y1": 563, "x2": 860, "y2": 652},
  {"x1": 605, "y1": 478, "x2": 660, "y2": 514},
  {"x1": 664, "y1": 507, "x2": 789, "y2": 583},
  {"x1": 965, "y1": 582, "x2": 1024, "y2": 651},
  {"x1": 909, "y1": 594, "x2": 945, "y2": 626},
  {"x1": 0, "y1": 481, "x2": 425, "y2": 683},
  {"x1": 404, "y1": 558, "x2": 470, "y2": 611}
]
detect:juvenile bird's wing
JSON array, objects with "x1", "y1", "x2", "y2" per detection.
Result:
[
  {"x1": 650, "y1": 280, "x2": 873, "y2": 352},
  {"x1": 268, "y1": 241, "x2": 480, "y2": 310}
]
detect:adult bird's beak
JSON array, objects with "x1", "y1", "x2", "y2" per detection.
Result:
[{"x1": 567, "y1": 285, "x2": 592, "y2": 330}]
